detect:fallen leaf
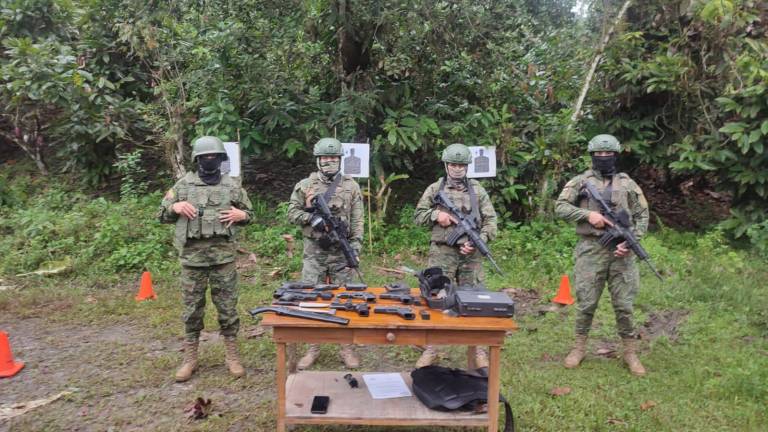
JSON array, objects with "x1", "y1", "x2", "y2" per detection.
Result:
[
  {"x1": 595, "y1": 347, "x2": 615, "y2": 356},
  {"x1": 549, "y1": 386, "x2": 571, "y2": 397},
  {"x1": 539, "y1": 353, "x2": 556, "y2": 362},
  {"x1": 607, "y1": 418, "x2": 626, "y2": 425},
  {"x1": 268, "y1": 268, "x2": 283, "y2": 279},
  {"x1": 0, "y1": 391, "x2": 73, "y2": 421},
  {"x1": 640, "y1": 400, "x2": 657, "y2": 411},
  {"x1": 85, "y1": 295, "x2": 97, "y2": 304},
  {"x1": 248, "y1": 253, "x2": 258, "y2": 263},
  {"x1": 245, "y1": 325, "x2": 267, "y2": 339},
  {"x1": 16, "y1": 257, "x2": 72, "y2": 277},
  {"x1": 184, "y1": 397, "x2": 213, "y2": 420}
]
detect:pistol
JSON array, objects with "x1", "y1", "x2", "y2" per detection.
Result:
[
  {"x1": 373, "y1": 306, "x2": 416, "y2": 320},
  {"x1": 329, "y1": 299, "x2": 370, "y2": 317},
  {"x1": 338, "y1": 292, "x2": 377, "y2": 303}
]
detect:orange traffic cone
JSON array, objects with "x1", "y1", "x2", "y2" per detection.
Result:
[
  {"x1": 135, "y1": 271, "x2": 157, "y2": 301},
  {"x1": 552, "y1": 274, "x2": 575, "y2": 305},
  {"x1": 0, "y1": 331, "x2": 24, "y2": 378}
]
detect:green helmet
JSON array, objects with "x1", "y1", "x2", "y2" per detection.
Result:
[
  {"x1": 441, "y1": 143, "x2": 472, "y2": 164},
  {"x1": 191, "y1": 136, "x2": 227, "y2": 160},
  {"x1": 587, "y1": 134, "x2": 621, "y2": 153},
  {"x1": 313, "y1": 138, "x2": 343, "y2": 156}
]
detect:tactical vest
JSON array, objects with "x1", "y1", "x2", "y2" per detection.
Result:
[
  {"x1": 173, "y1": 173, "x2": 241, "y2": 248},
  {"x1": 575, "y1": 172, "x2": 633, "y2": 237},
  {"x1": 301, "y1": 172, "x2": 354, "y2": 240},
  {"x1": 431, "y1": 178, "x2": 479, "y2": 244}
]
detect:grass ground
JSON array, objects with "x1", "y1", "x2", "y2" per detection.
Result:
[{"x1": 0, "y1": 170, "x2": 766, "y2": 430}]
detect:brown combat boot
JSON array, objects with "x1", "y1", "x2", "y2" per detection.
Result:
[
  {"x1": 622, "y1": 337, "x2": 646, "y2": 376},
  {"x1": 563, "y1": 334, "x2": 588, "y2": 369},
  {"x1": 224, "y1": 336, "x2": 245, "y2": 378},
  {"x1": 175, "y1": 339, "x2": 199, "y2": 382},
  {"x1": 298, "y1": 344, "x2": 320, "y2": 370},
  {"x1": 340, "y1": 344, "x2": 360, "y2": 369},
  {"x1": 416, "y1": 346, "x2": 439, "y2": 368},
  {"x1": 473, "y1": 347, "x2": 489, "y2": 369}
]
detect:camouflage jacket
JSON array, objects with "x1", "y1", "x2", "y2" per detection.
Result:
[
  {"x1": 158, "y1": 172, "x2": 253, "y2": 267},
  {"x1": 287, "y1": 171, "x2": 364, "y2": 250},
  {"x1": 413, "y1": 177, "x2": 498, "y2": 244},
  {"x1": 555, "y1": 169, "x2": 649, "y2": 239}
]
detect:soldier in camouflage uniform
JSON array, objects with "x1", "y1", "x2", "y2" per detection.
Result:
[
  {"x1": 287, "y1": 137, "x2": 364, "y2": 369},
  {"x1": 158, "y1": 136, "x2": 254, "y2": 382},
  {"x1": 555, "y1": 134, "x2": 649, "y2": 376},
  {"x1": 413, "y1": 143, "x2": 498, "y2": 369}
]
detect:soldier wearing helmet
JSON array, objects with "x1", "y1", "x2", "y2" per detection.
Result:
[
  {"x1": 412, "y1": 143, "x2": 498, "y2": 369},
  {"x1": 287, "y1": 137, "x2": 364, "y2": 369},
  {"x1": 555, "y1": 134, "x2": 650, "y2": 376},
  {"x1": 158, "y1": 136, "x2": 253, "y2": 382}
]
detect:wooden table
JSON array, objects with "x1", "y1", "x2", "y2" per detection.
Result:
[{"x1": 260, "y1": 287, "x2": 517, "y2": 431}]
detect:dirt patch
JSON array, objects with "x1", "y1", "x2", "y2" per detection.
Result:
[
  {"x1": 502, "y1": 288, "x2": 542, "y2": 317},
  {"x1": 638, "y1": 309, "x2": 689, "y2": 342}
]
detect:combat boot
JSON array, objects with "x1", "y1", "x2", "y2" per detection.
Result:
[
  {"x1": 340, "y1": 344, "x2": 360, "y2": 369},
  {"x1": 622, "y1": 337, "x2": 646, "y2": 376},
  {"x1": 298, "y1": 344, "x2": 320, "y2": 370},
  {"x1": 175, "y1": 339, "x2": 199, "y2": 382},
  {"x1": 224, "y1": 336, "x2": 245, "y2": 378},
  {"x1": 563, "y1": 334, "x2": 588, "y2": 369},
  {"x1": 416, "y1": 346, "x2": 439, "y2": 368},
  {"x1": 473, "y1": 347, "x2": 489, "y2": 369}
]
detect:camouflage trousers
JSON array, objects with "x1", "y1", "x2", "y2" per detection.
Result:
[
  {"x1": 301, "y1": 239, "x2": 355, "y2": 284},
  {"x1": 181, "y1": 261, "x2": 239, "y2": 341},
  {"x1": 573, "y1": 238, "x2": 639, "y2": 338},
  {"x1": 428, "y1": 242, "x2": 484, "y2": 286}
]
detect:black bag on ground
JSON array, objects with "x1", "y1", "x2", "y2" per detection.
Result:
[{"x1": 411, "y1": 365, "x2": 515, "y2": 432}]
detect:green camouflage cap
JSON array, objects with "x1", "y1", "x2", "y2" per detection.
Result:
[
  {"x1": 587, "y1": 134, "x2": 621, "y2": 153},
  {"x1": 313, "y1": 138, "x2": 343, "y2": 156},
  {"x1": 192, "y1": 136, "x2": 228, "y2": 160},
  {"x1": 441, "y1": 143, "x2": 472, "y2": 164}
]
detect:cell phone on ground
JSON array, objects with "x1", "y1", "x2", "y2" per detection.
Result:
[{"x1": 310, "y1": 395, "x2": 330, "y2": 414}]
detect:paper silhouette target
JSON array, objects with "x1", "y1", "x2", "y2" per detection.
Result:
[
  {"x1": 221, "y1": 142, "x2": 241, "y2": 177},
  {"x1": 467, "y1": 146, "x2": 496, "y2": 178},
  {"x1": 341, "y1": 143, "x2": 370, "y2": 178}
]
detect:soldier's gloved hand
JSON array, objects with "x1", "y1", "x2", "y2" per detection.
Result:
[
  {"x1": 459, "y1": 241, "x2": 476, "y2": 255},
  {"x1": 219, "y1": 206, "x2": 247, "y2": 228},
  {"x1": 588, "y1": 211, "x2": 614, "y2": 229},
  {"x1": 172, "y1": 201, "x2": 198, "y2": 219},
  {"x1": 436, "y1": 211, "x2": 457, "y2": 227},
  {"x1": 614, "y1": 241, "x2": 631, "y2": 258}
]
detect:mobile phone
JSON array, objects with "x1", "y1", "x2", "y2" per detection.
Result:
[{"x1": 310, "y1": 395, "x2": 330, "y2": 414}]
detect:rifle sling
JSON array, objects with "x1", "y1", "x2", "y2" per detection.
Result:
[
  {"x1": 437, "y1": 177, "x2": 480, "y2": 226},
  {"x1": 322, "y1": 172, "x2": 343, "y2": 202}
]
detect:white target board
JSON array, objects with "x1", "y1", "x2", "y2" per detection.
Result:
[
  {"x1": 221, "y1": 142, "x2": 241, "y2": 177},
  {"x1": 467, "y1": 146, "x2": 496, "y2": 178},
  {"x1": 341, "y1": 143, "x2": 370, "y2": 178}
]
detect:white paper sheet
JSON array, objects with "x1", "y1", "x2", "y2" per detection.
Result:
[{"x1": 362, "y1": 373, "x2": 413, "y2": 399}]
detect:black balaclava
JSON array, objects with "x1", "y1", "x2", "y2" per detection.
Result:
[
  {"x1": 591, "y1": 153, "x2": 618, "y2": 177},
  {"x1": 198, "y1": 154, "x2": 224, "y2": 185}
]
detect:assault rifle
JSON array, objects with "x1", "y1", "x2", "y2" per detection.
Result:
[
  {"x1": 584, "y1": 182, "x2": 663, "y2": 281},
  {"x1": 434, "y1": 190, "x2": 504, "y2": 275},
  {"x1": 309, "y1": 194, "x2": 365, "y2": 283},
  {"x1": 249, "y1": 306, "x2": 350, "y2": 325}
]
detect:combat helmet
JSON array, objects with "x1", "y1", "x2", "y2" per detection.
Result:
[
  {"x1": 313, "y1": 138, "x2": 343, "y2": 156},
  {"x1": 191, "y1": 136, "x2": 228, "y2": 160},
  {"x1": 441, "y1": 143, "x2": 472, "y2": 164},
  {"x1": 587, "y1": 134, "x2": 621, "y2": 153}
]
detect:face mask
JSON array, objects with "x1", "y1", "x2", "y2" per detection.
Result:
[
  {"x1": 446, "y1": 164, "x2": 467, "y2": 180},
  {"x1": 198, "y1": 154, "x2": 223, "y2": 185},
  {"x1": 318, "y1": 158, "x2": 340, "y2": 177},
  {"x1": 591, "y1": 154, "x2": 617, "y2": 176}
]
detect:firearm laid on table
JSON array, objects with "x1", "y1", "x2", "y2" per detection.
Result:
[
  {"x1": 308, "y1": 193, "x2": 365, "y2": 283},
  {"x1": 584, "y1": 182, "x2": 663, "y2": 281},
  {"x1": 249, "y1": 306, "x2": 349, "y2": 325},
  {"x1": 434, "y1": 190, "x2": 504, "y2": 275}
]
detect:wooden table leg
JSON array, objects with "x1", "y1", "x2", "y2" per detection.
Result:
[
  {"x1": 276, "y1": 342, "x2": 287, "y2": 432},
  {"x1": 467, "y1": 345, "x2": 478, "y2": 370},
  {"x1": 487, "y1": 345, "x2": 501, "y2": 432},
  {"x1": 286, "y1": 343, "x2": 297, "y2": 374}
]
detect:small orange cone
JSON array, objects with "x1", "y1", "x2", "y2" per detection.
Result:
[
  {"x1": 135, "y1": 271, "x2": 157, "y2": 301},
  {"x1": 552, "y1": 274, "x2": 575, "y2": 305},
  {"x1": 0, "y1": 331, "x2": 24, "y2": 378}
]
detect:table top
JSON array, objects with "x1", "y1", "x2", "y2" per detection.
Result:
[{"x1": 258, "y1": 287, "x2": 517, "y2": 332}]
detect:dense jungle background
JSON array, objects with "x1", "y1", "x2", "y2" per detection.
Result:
[{"x1": 1, "y1": 1, "x2": 767, "y2": 431}]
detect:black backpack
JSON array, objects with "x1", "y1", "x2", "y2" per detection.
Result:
[{"x1": 411, "y1": 365, "x2": 515, "y2": 432}]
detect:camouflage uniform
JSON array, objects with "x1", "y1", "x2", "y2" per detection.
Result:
[
  {"x1": 158, "y1": 172, "x2": 253, "y2": 341},
  {"x1": 413, "y1": 178, "x2": 498, "y2": 285},
  {"x1": 555, "y1": 169, "x2": 649, "y2": 338},
  {"x1": 287, "y1": 171, "x2": 364, "y2": 283}
]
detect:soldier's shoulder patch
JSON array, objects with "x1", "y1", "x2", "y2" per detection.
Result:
[{"x1": 164, "y1": 189, "x2": 175, "y2": 200}]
